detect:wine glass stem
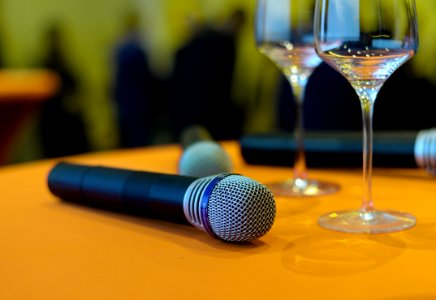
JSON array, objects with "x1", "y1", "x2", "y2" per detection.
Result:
[
  {"x1": 288, "y1": 76, "x2": 308, "y2": 181},
  {"x1": 360, "y1": 97, "x2": 375, "y2": 213}
]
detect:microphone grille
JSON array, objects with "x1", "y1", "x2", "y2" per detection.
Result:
[
  {"x1": 208, "y1": 175, "x2": 276, "y2": 242},
  {"x1": 179, "y1": 141, "x2": 233, "y2": 177}
]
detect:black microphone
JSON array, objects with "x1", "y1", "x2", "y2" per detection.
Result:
[
  {"x1": 47, "y1": 162, "x2": 276, "y2": 242},
  {"x1": 178, "y1": 125, "x2": 233, "y2": 177},
  {"x1": 240, "y1": 129, "x2": 436, "y2": 174}
]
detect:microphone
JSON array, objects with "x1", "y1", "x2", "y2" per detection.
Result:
[
  {"x1": 240, "y1": 129, "x2": 436, "y2": 174},
  {"x1": 47, "y1": 162, "x2": 276, "y2": 242},
  {"x1": 415, "y1": 128, "x2": 436, "y2": 175},
  {"x1": 178, "y1": 125, "x2": 233, "y2": 177}
]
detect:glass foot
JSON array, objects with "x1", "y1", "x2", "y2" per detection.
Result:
[
  {"x1": 318, "y1": 210, "x2": 416, "y2": 233},
  {"x1": 268, "y1": 178, "x2": 340, "y2": 197}
]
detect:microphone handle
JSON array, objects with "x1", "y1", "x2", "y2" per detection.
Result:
[
  {"x1": 48, "y1": 162, "x2": 197, "y2": 223},
  {"x1": 180, "y1": 124, "x2": 213, "y2": 149},
  {"x1": 240, "y1": 131, "x2": 419, "y2": 168}
]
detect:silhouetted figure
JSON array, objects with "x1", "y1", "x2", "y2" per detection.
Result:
[
  {"x1": 37, "y1": 22, "x2": 89, "y2": 158},
  {"x1": 276, "y1": 62, "x2": 361, "y2": 132},
  {"x1": 170, "y1": 9, "x2": 247, "y2": 141},
  {"x1": 112, "y1": 12, "x2": 154, "y2": 148},
  {"x1": 276, "y1": 61, "x2": 436, "y2": 132}
]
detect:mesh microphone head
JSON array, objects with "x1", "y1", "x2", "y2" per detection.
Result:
[
  {"x1": 183, "y1": 174, "x2": 276, "y2": 242},
  {"x1": 179, "y1": 141, "x2": 233, "y2": 177}
]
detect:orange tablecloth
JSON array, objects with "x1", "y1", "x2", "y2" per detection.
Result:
[
  {"x1": 0, "y1": 69, "x2": 59, "y2": 164},
  {"x1": 0, "y1": 69, "x2": 59, "y2": 101},
  {"x1": 1, "y1": 142, "x2": 436, "y2": 299}
]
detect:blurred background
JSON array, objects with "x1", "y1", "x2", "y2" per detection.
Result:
[{"x1": 0, "y1": 0, "x2": 435, "y2": 165}]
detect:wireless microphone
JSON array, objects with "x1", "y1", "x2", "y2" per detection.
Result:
[
  {"x1": 178, "y1": 125, "x2": 233, "y2": 177},
  {"x1": 240, "y1": 129, "x2": 436, "y2": 174},
  {"x1": 47, "y1": 162, "x2": 276, "y2": 242}
]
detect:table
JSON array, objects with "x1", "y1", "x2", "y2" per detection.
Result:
[
  {"x1": 1, "y1": 142, "x2": 436, "y2": 299},
  {"x1": 0, "y1": 69, "x2": 59, "y2": 164}
]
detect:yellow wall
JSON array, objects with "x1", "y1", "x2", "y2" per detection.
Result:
[{"x1": 413, "y1": 0, "x2": 436, "y2": 83}]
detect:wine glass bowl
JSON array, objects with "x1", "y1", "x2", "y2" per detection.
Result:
[
  {"x1": 255, "y1": 0, "x2": 340, "y2": 197},
  {"x1": 314, "y1": 0, "x2": 418, "y2": 233}
]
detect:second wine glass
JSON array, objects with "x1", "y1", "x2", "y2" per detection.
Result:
[
  {"x1": 255, "y1": 0, "x2": 340, "y2": 196},
  {"x1": 314, "y1": 0, "x2": 418, "y2": 233}
]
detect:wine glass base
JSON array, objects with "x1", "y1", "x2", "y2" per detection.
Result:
[
  {"x1": 268, "y1": 178, "x2": 340, "y2": 197},
  {"x1": 318, "y1": 210, "x2": 416, "y2": 233}
]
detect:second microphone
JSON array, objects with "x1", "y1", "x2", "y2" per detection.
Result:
[{"x1": 178, "y1": 125, "x2": 233, "y2": 177}]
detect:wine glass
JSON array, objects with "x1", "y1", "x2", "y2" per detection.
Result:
[
  {"x1": 314, "y1": 0, "x2": 418, "y2": 233},
  {"x1": 255, "y1": 0, "x2": 340, "y2": 196}
]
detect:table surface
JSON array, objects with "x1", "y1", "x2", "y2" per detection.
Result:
[
  {"x1": 0, "y1": 68, "x2": 60, "y2": 164},
  {"x1": 0, "y1": 69, "x2": 59, "y2": 101},
  {"x1": 1, "y1": 141, "x2": 436, "y2": 300}
]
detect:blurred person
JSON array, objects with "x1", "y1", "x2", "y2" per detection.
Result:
[
  {"x1": 112, "y1": 11, "x2": 156, "y2": 148},
  {"x1": 275, "y1": 62, "x2": 361, "y2": 132},
  {"x1": 274, "y1": 60, "x2": 436, "y2": 133},
  {"x1": 170, "y1": 8, "x2": 247, "y2": 141},
  {"x1": 36, "y1": 21, "x2": 90, "y2": 158}
]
